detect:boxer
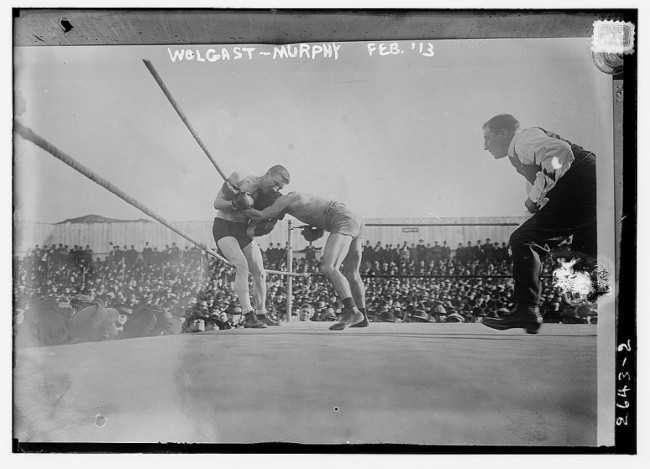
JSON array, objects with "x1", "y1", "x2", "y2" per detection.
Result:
[
  {"x1": 244, "y1": 192, "x2": 368, "y2": 331},
  {"x1": 213, "y1": 165, "x2": 290, "y2": 328}
]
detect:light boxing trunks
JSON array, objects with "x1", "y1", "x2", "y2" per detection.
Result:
[{"x1": 322, "y1": 202, "x2": 364, "y2": 239}]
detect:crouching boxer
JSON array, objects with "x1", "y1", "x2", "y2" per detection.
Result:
[
  {"x1": 212, "y1": 165, "x2": 290, "y2": 328},
  {"x1": 244, "y1": 192, "x2": 368, "y2": 331}
]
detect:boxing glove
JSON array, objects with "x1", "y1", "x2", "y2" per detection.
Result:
[
  {"x1": 254, "y1": 190, "x2": 283, "y2": 210},
  {"x1": 221, "y1": 181, "x2": 241, "y2": 201},
  {"x1": 302, "y1": 226, "x2": 325, "y2": 242},
  {"x1": 247, "y1": 220, "x2": 277, "y2": 237},
  {"x1": 231, "y1": 192, "x2": 255, "y2": 210}
]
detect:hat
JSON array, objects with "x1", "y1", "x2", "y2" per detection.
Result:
[
  {"x1": 410, "y1": 310, "x2": 433, "y2": 323},
  {"x1": 445, "y1": 312, "x2": 465, "y2": 323},
  {"x1": 378, "y1": 309, "x2": 397, "y2": 322},
  {"x1": 72, "y1": 293, "x2": 94, "y2": 305},
  {"x1": 202, "y1": 312, "x2": 221, "y2": 325},
  {"x1": 69, "y1": 304, "x2": 120, "y2": 344},
  {"x1": 320, "y1": 308, "x2": 338, "y2": 321},
  {"x1": 114, "y1": 304, "x2": 133, "y2": 315}
]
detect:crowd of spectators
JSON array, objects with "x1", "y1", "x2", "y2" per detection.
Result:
[{"x1": 13, "y1": 237, "x2": 596, "y2": 347}]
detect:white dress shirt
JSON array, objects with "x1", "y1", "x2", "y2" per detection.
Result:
[{"x1": 507, "y1": 127, "x2": 575, "y2": 207}]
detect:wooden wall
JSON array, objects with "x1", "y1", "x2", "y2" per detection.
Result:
[{"x1": 14, "y1": 216, "x2": 528, "y2": 257}]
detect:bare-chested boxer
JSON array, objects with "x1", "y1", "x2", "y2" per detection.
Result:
[
  {"x1": 244, "y1": 192, "x2": 368, "y2": 331},
  {"x1": 213, "y1": 165, "x2": 290, "y2": 328}
]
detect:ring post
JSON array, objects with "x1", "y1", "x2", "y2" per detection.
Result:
[{"x1": 286, "y1": 220, "x2": 293, "y2": 322}]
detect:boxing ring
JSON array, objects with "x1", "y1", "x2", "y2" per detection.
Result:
[
  {"x1": 12, "y1": 61, "x2": 601, "y2": 448},
  {"x1": 13, "y1": 321, "x2": 597, "y2": 446}
]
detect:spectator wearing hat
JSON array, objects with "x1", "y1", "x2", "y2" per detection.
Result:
[
  {"x1": 319, "y1": 307, "x2": 338, "y2": 322},
  {"x1": 482, "y1": 239, "x2": 496, "y2": 262},
  {"x1": 70, "y1": 293, "x2": 96, "y2": 317},
  {"x1": 409, "y1": 309, "x2": 434, "y2": 323},
  {"x1": 150, "y1": 306, "x2": 180, "y2": 335},
  {"x1": 68, "y1": 303, "x2": 120, "y2": 344},
  {"x1": 299, "y1": 303, "x2": 314, "y2": 321},
  {"x1": 445, "y1": 311, "x2": 466, "y2": 323},
  {"x1": 472, "y1": 298, "x2": 488, "y2": 318},
  {"x1": 474, "y1": 240, "x2": 485, "y2": 263},
  {"x1": 125, "y1": 245, "x2": 138, "y2": 267},
  {"x1": 398, "y1": 241, "x2": 410, "y2": 264},
  {"x1": 142, "y1": 242, "x2": 153, "y2": 266},
  {"x1": 225, "y1": 302, "x2": 244, "y2": 328},
  {"x1": 227, "y1": 312, "x2": 243, "y2": 329},
  {"x1": 468, "y1": 241, "x2": 480, "y2": 263},
  {"x1": 454, "y1": 242, "x2": 466, "y2": 264},
  {"x1": 164, "y1": 312, "x2": 184, "y2": 335},
  {"x1": 265, "y1": 304, "x2": 281, "y2": 323},
  {"x1": 441, "y1": 241, "x2": 451, "y2": 261},
  {"x1": 15, "y1": 296, "x2": 72, "y2": 348},
  {"x1": 204, "y1": 313, "x2": 222, "y2": 331},
  {"x1": 206, "y1": 311, "x2": 231, "y2": 331},
  {"x1": 377, "y1": 306, "x2": 397, "y2": 323},
  {"x1": 431, "y1": 303, "x2": 447, "y2": 323},
  {"x1": 188, "y1": 317, "x2": 207, "y2": 333},
  {"x1": 303, "y1": 242, "x2": 319, "y2": 264},
  {"x1": 110, "y1": 304, "x2": 132, "y2": 339},
  {"x1": 217, "y1": 311, "x2": 233, "y2": 330},
  {"x1": 310, "y1": 301, "x2": 328, "y2": 322},
  {"x1": 413, "y1": 240, "x2": 425, "y2": 265},
  {"x1": 391, "y1": 301, "x2": 405, "y2": 322},
  {"x1": 121, "y1": 304, "x2": 159, "y2": 339},
  {"x1": 431, "y1": 241, "x2": 442, "y2": 262}
]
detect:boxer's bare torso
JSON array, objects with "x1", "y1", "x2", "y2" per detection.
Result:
[
  {"x1": 214, "y1": 173, "x2": 261, "y2": 223},
  {"x1": 246, "y1": 192, "x2": 332, "y2": 229}
]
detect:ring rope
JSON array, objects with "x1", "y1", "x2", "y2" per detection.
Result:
[
  {"x1": 142, "y1": 59, "x2": 229, "y2": 181},
  {"x1": 281, "y1": 273, "x2": 552, "y2": 279},
  {"x1": 14, "y1": 121, "x2": 306, "y2": 278}
]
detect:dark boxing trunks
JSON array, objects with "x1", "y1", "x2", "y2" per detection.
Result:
[{"x1": 212, "y1": 218, "x2": 253, "y2": 250}]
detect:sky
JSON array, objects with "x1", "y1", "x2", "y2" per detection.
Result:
[{"x1": 14, "y1": 37, "x2": 613, "y2": 223}]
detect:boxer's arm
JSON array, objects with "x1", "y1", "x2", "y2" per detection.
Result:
[
  {"x1": 244, "y1": 193, "x2": 293, "y2": 221},
  {"x1": 214, "y1": 172, "x2": 244, "y2": 210}
]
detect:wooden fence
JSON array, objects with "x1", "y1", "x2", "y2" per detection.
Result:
[{"x1": 14, "y1": 216, "x2": 528, "y2": 257}]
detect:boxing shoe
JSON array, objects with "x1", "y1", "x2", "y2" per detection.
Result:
[
  {"x1": 329, "y1": 307, "x2": 364, "y2": 331},
  {"x1": 481, "y1": 304, "x2": 543, "y2": 334},
  {"x1": 256, "y1": 312, "x2": 280, "y2": 326},
  {"x1": 243, "y1": 311, "x2": 267, "y2": 329},
  {"x1": 349, "y1": 311, "x2": 369, "y2": 328}
]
